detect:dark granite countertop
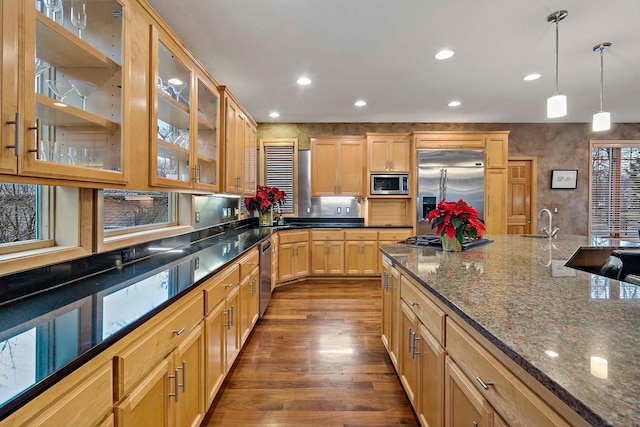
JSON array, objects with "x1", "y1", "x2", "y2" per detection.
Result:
[{"x1": 380, "y1": 235, "x2": 640, "y2": 427}]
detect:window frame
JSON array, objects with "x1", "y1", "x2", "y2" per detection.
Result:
[{"x1": 259, "y1": 138, "x2": 298, "y2": 216}]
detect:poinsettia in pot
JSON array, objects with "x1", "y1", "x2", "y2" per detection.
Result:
[
  {"x1": 244, "y1": 185, "x2": 286, "y2": 227},
  {"x1": 427, "y1": 199, "x2": 486, "y2": 252}
]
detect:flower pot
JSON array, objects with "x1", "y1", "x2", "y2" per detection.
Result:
[
  {"x1": 441, "y1": 235, "x2": 462, "y2": 252},
  {"x1": 258, "y1": 210, "x2": 272, "y2": 227}
]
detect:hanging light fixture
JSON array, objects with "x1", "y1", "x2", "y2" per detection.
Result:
[
  {"x1": 592, "y1": 42, "x2": 612, "y2": 132},
  {"x1": 546, "y1": 10, "x2": 568, "y2": 118}
]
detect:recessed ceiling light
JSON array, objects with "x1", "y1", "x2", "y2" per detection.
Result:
[
  {"x1": 523, "y1": 73, "x2": 542, "y2": 81},
  {"x1": 435, "y1": 49, "x2": 455, "y2": 60},
  {"x1": 297, "y1": 77, "x2": 311, "y2": 85},
  {"x1": 167, "y1": 78, "x2": 183, "y2": 85},
  {"x1": 448, "y1": 100, "x2": 461, "y2": 107},
  {"x1": 269, "y1": 112, "x2": 280, "y2": 118},
  {"x1": 354, "y1": 100, "x2": 367, "y2": 107}
]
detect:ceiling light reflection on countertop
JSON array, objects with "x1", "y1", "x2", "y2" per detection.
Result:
[
  {"x1": 448, "y1": 100, "x2": 461, "y2": 107},
  {"x1": 435, "y1": 49, "x2": 455, "y2": 60},
  {"x1": 523, "y1": 73, "x2": 542, "y2": 81},
  {"x1": 269, "y1": 112, "x2": 280, "y2": 118},
  {"x1": 296, "y1": 77, "x2": 311, "y2": 85},
  {"x1": 354, "y1": 100, "x2": 367, "y2": 107},
  {"x1": 545, "y1": 350, "x2": 559, "y2": 358}
]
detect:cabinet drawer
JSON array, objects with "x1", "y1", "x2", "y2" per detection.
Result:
[
  {"x1": 204, "y1": 264, "x2": 239, "y2": 314},
  {"x1": 239, "y1": 248, "x2": 259, "y2": 278},
  {"x1": 378, "y1": 229, "x2": 412, "y2": 242},
  {"x1": 344, "y1": 230, "x2": 378, "y2": 241},
  {"x1": 446, "y1": 319, "x2": 570, "y2": 427},
  {"x1": 115, "y1": 293, "x2": 203, "y2": 398},
  {"x1": 279, "y1": 230, "x2": 309, "y2": 244},
  {"x1": 311, "y1": 229, "x2": 343, "y2": 241},
  {"x1": 400, "y1": 276, "x2": 445, "y2": 344}
]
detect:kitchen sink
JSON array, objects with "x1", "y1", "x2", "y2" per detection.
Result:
[{"x1": 565, "y1": 247, "x2": 640, "y2": 282}]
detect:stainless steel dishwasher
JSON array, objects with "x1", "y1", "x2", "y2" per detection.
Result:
[{"x1": 259, "y1": 239, "x2": 272, "y2": 317}]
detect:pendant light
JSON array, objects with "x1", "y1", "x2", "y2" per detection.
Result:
[
  {"x1": 592, "y1": 42, "x2": 612, "y2": 132},
  {"x1": 546, "y1": 10, "x2": 568, "y2": 118}
]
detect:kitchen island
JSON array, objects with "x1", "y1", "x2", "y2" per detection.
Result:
[{"x1": 380, "y1": 235, "x2": 640, "y2": 427}]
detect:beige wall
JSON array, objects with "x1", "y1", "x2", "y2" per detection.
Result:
[{"x1": 258, "y1": 122, "x2": 640, "y2": 235}]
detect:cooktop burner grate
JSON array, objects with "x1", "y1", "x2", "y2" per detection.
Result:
[{"x1": 404, "y1": 235, "x2": 492, "y2": 250}]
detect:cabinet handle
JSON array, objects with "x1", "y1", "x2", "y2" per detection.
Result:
[
  {"x1": 382, "y1": 271, "x2": 388, "y2": 291},
  {"x1": 172, "y1": 327, "x2": 185, "y2": 336},
  {"x1": 177, "y1": 360, "x2": 186, "y2": 393},
  {"x1": 409, "y1": 300, "x2": 418, "y2": 307},
  {"x1": 487, "y1": 196, "x2": 490, "y2": 217},
  {"x1": 27, "y1": 119, "x2": 40, "y2": 156},
  {"x1": 250, "y1": 279, "x2": 256, "y2": 295},
  {"x1": 230, "y1": 306, "x2": 234, "y2": 326},
  {"x1": 223, "y1": 309, "x2": 229, "y2": 328},
  {"x1": 473, "y1": 422, "x2": 478, "y2": 427},
  {"x1": 407, "y1": 327, "x2": 413, "y2": 353},
  {"x1": 412, "y1": 333, "x2": 420, "y2": 359},
  {"x1": 5, "y1": 112, "x2": 21, "y2": 156},
  {"x1": 476, "y1": 376, "x2": 494, "y2": 390},
  {"x1": 169, "y1": 368, "x2": 180, "y2": 402}
]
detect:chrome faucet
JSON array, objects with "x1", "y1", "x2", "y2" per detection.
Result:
[{"x1": 538, "y1": 208, "x2": 559, "y2": 239}]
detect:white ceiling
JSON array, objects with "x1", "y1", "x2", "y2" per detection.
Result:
[{"x1": 146, "y1": 0, "x2": 640, "y2": 124}]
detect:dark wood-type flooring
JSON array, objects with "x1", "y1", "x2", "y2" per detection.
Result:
[{"x1": 201, "y1": 279, "x2": 419, "y2": 426}]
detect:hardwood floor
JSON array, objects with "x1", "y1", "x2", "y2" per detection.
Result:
[{"x1": 201, "y1": 279, "x2": 419, "y2": 426}]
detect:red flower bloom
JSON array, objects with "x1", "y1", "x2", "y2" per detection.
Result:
[
  {"x1": 426, "y1": 199, "x2": 485, "y2": 243},
  {"x1": 244, "y1": 185, "x2": 286, "y2": 214}
]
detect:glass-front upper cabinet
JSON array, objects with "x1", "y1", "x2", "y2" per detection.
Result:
[
  {"x1": 0, "y1": 0, "x2": 19, "y2": 175},
  {"x1": 21, "y1": 0, "x2": 127, "y2": 184},
  {"x1": 151, "y1": 29, "x2": 192, "y2": 188},
  {"x1": 193, "y1": 74, "x2": 220, "y2": 191}
]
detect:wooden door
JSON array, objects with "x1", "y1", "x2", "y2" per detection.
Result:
[
  {"x1": 311, "y1": 139, "x2": 338, "y2": 196},
  {"x1": 224, "y1": 97, "x2": 239, "y2": 193},
  {"x1": 368, "y1": 136, "x2": 391, "y2": 172},
  {"x1": 234, "y1": 112, "x2": 246, "y2": 193},
  {"x1": 326, "y1": 241, "x2": 344, "y2": 274},
  {"x1": 114, "y1": 358, "x2": 172, "y2": 427},
  {"x1": 485, "y1": 135, "x2": 508, "y2": 168},
  {"x1": 204, "y1": 301, "x2": 225, "y2": 408},
  {"x1": 0, "y1": 0, "x2": 19, "y2": 174},
  {"x1": 381, "y1": 265, "x2": 392, "y2": 352},
  {"x1": 445, "y1": 357, "x2": 492, "y2": 427},
  {"x1": 344, "y1": 241, "x2": 361, "y2": 274},
  {"x1": 310, "y1": 241, "x2": 328, "y2": 274},
  {"x1": 418, "y1": 323, "x2": 445, "y2": 427},
  {"x1": 293, "y1": 241, "x2": 310, "y2": 278},
  {"x1": 361, "y1": 241, "x2": 378, "y2": 274},
  {"x1": 174, "y1": 324, "x2": 205, "y2": 427},
  {"x1": 278, "y1": 243, "x2": 295, "y2": 281},
  {"x1": 239, "y1": 272, "x2": 253, "y2": 344},
  {"x1": 400, "y1": 301, "x2": 418, "y2": 407},
  {"x1": 389, "y1": 266, "x2": 402, "y2": 370},
  {"x1": 244, "y1": 121, "x2": 256, "y2": 195},
  {"x1": 485, "y1": 169, "x2": 507, "y2": 234},
  {"x1": 507, "y1": 159, "x2": 534, "y2": 234},
  {"x1": 224, "y1": 286, "x2": 241, "y2": 369},
  {"x1": 389, "y1": 136, "x2": 410, "y2": 172},
  {"x1": 337, "y1": 139, "x2": 364, "y2": 196}
]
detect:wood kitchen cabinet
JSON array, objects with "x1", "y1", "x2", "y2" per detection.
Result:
[
  {"x1": 222, "y1": 87, "x2": 256, "y2": 196},
  {"x1": 485, "y1": 134, "x2": 508, "y2": 169},
  {"x1": 310, "y1": 136, "x2": 364, "y2": 197},
  {"x1": 239, "y1": 248, "x2": 260, "y2": 346},
  {"x1": 344, "y1": 230, "x2": 377, "y2": 274},
  {"x1": 3, "y1": 1, "x2": 128, "y2": 183},
  {"x1": 445, "y1": 356, "x2": 493, "y2": 427},
  {"x1": 310, "y1": 229, "x2": 344, "y2": 275},
  {"x1": 381, "y1": 260, "x2": 402, "y2": 371},
  {"x1": 485, "y1": 169, "x2": 507, "y2": 234},
  {"x1": 367, "y1": 133, "x2": 410, "y2": 173},
  {"x1": 193, "y1": 72, "x2": 221, "y2": 191},
  {"x1": 278, "y1": 229, "x2": 309, "y2": 281}
]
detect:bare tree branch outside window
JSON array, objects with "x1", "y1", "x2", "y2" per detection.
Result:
[{"x1": 0, "y1": 184, "x2": 38, "y2": 244}]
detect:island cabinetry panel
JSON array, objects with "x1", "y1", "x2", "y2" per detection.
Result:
[
  {"x1": 310, "y1": 229, "x2": 344, "y2": 275},
  {"x1": 445, "y1": 318, "x2": 571, "y2": 427},
  {"x1": 310, "y1": 136, "x2": 364, "y2": 197},
  {"x1": 344, "y1": 230, "x2": 378, "y2": 274},
  {"x1": 8, "y1": 1, "x2": 129, "y2": 184},
  {"x1": 278, "y1": 229, "x2": 309, "y2": 281},
  {"x1": 367, "y1": 133, "x2": 410, "y2": 173}
]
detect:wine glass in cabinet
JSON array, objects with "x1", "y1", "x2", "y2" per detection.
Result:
[
  {"x1": 151, "y1": 29, "x2": 193, "y2": 188},
  {"x1": 21, "y1": 0, "x2": 127, "y2": 184},
  {"x1": 193, "y1": 74, "x2": 220, "y2": 191}
]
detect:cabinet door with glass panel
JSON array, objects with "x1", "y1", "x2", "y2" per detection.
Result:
[
  {"x1": 193, "y1": 72, "x2": 220, "y2": 191},
  {"x1": 21, "y1": 0, "x2": 128, "y2": 184},
  {"x1": 0, "y1": 0, "x2": 19, "y2": 175},
  {"x1": 151, "y1": 27, "x2": 193, "y2": 188}
]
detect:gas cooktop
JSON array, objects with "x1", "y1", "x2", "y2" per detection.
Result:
[{"x1": 404, "y1": 235, "x2": 492, "y2": 250}]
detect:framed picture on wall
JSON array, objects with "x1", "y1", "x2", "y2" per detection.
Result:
[{"x1": 550, "y1": 169, "x2": 578, "y2": 189}]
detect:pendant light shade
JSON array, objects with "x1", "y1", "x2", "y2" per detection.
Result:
[
  {"x1": 546, "y1": 10, "x2": 568, "y2": 119},
  {"x1": 593, "y1": 42, "x2": 612, "y2": 132}
]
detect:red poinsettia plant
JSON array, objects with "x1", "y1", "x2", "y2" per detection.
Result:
[
  {"x1": 244, "y1": 185, "x2": 286, "y2": 214},
  {"x1": 427, "y1": 199, "x2": 486, "y2": 244}
]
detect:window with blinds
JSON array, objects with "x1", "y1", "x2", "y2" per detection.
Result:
[
  {"x1": 590, "y1": 142, "x2": 640, "y2": 237},
  {"x1": 263, "y1": 143, "x2": 295, "y2": 214}
]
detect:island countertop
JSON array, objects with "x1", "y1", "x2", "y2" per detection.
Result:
[{"x1": 380, "y1": 234, "x2": 640, "y2": 427}]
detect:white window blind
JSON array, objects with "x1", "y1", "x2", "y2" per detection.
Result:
[
  {"x1": 590, "y1": 142, "x2": 640, "y2": 237},
  {"x1": 264, "y1": 144, "x2": 295, "y2": 213}
]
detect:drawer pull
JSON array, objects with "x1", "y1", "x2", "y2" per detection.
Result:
[
  {"x1": 225, "y1": 283, "x2": 234, "y2": 288},
  {"x1": 476, "y1": 376, "x2": 494, "y2": 390},
  {"x1": 172, "y1": 328, "x2": 186, "y2": 336},
  {"x1": 409, "y1": 300, "x2": 419, "y2": 307},
  {"x1": 177, "y1": 360, "x2": 186, "y2": 393},
  {"x1": 473, "y1": 422, "x2": 478, "y2": 427}
]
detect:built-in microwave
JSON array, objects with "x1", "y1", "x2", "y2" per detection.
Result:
[{"x1": 370, "y1": 174, "x2": 409, "y2": 195}]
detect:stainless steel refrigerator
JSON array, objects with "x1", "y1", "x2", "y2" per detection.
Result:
[{"x1": 416, "y1": 149, "x2": 485, "y2": 235}]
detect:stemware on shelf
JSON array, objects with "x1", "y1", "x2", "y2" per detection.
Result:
[
  {"x1": 69, "y1": 79, "x2": 98, "y2": 110},
  {"x1": 167, "y1": 78, "x2": 186, "y2": 102},
  {"x1": 43, "y1": 0, "x2": 63, "y2": 23},
  {"x1": 35, "y1": 58, "x2": 51, "y2": 78},
  {"x1": 45, "y1": 79, "x2": 73, "y2": 102},
  {"x1": 70, "y1": 0, "x2": 88, "y2": 39}
]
